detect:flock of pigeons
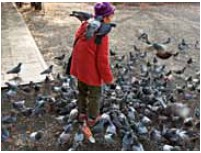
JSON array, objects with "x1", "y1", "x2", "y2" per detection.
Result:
[{"x1": 2, "y1": 11, "x2": 200, "y2": 151}]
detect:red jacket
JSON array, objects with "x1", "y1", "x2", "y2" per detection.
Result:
[{"x1": 70, "y1": 21, "x2": 114, "y2": 86}]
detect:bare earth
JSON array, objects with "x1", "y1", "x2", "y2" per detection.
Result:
[{"x1": 1, "y1": 2, "x2": 200, "y2": 151}]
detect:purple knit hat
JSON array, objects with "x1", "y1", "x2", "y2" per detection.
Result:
[{"x1": 94, "y1": 2, "x2": 115, "y2": 17}]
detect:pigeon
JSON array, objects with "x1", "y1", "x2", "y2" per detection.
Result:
[
  {"x1": 2, "y1": 111, "x2": 17, "y2": 124},
  {"x1": 6, "y1": 63, "x2": 22, "y2": 75},
  {"x1": 32, "y1": 97, "x2": 47, "y2": 116},
  {"x1": 32, "y1": 83, "x2": 41, "y2": 93},
  {"x1": 162, "y1": 127, "x2": 181, "y2": 144},
  {"x1": 156, "y1": 96, "x2": 167, "y2": 109},
  {"x1": 19, "y1": 81, "x2": 34, "y2": 93},
  {"x1": 162, "y1": 144, "x2": 174, "y2": 151},
  {"x1": 115, "y1": 55, "x2": 125, "y2": 62},
  {"x1": 74, "y1": 127, "x2": 84, "y2": 143},
  {"x1": 173, "y1": 52, "x2": 179, "y2": 57},
  {"x1": 68, "y1": 108, "x2": 78, "y2": 123},
  {"x1": 142, "y1": 35, "x2": 172, "y2": 59},
  {"x1": 185, "y1": 76, "x2": 192, "y2": 82},
  {"x1": 5, "y1": 81, "x2": 19, "y2": 90},
  {"x1": 127, "y1": 106, "x2": 136, "y2": 121},
  {"x1": 21, "y1": 107, "x2": 33, "y2": 117},
  {"x1": 12, "y1": 100, "x2": 25, "y2": 111},
  {"x1": 141, "y1": 116, "x2": 152, "y2": 125},
  {"x1": 110, "y1": 49, "x2": 116, "y2": 56},
  {"x1": 96, "y1": 22, "x2": 116, "y2": 36},
  {"x1": 106, "y1": 121, "x2": 117, "y2": 135},
  {"x1": 150, "y1": 128, "x2": 162, "y2": 142},
  {"x1": 133, "y1": 45, "x2": 140, "y2": 52},
  {"x1": 183, "y1": 117, "x2": 194, "y2": 127},
  {"x1": 1, "y1": 126, "x2": 11, "y2": 142},
  {"x1": 138, "y1": 33, "x2": 149, "y2": 43},
  {"x1": 140, "y1": 64, "x2": 148, "y2": 74},
  {"x1": 121, "y1": 132, "x2": 134, "y2": 151},
  {"x1": 55, "y1": 115, "x2": 69, "y2": 124},
  {"x1": 175, "y1": 85, "x2": 186, "y2": 94},
  {"x1": 195, "y1": 40, "x2": 200, "y2": 49},
  {"x1": 85, "y1": 16, "x2": 103, "y2": 40},
  {"x1": 194, "y1": 107, "x2": 200, "y2": 119},
  {"x1": 30, "y1": 131, "x2": 43, "y2": 142},
  {"x1": 187, "y1": 58, "x2": 193, "y2": 64},
  {"x1": 54, "y1": 54, "x2": 65, "y2": 61},
  {"x1": 146, "y1": 40, "x2": 168, "y2": 52},
  {"x1": 58, "y1": 131, "x2": 71, "y2": 145},
  {"x1": 104, "y1": 133, "x2": 116, "y2": 144},
  {"x1": 178, "y1": 39, "x2": 189, "y2": 51},
  {"x1": 91, "y1": 118, "x2": 106, "y2": 134},
  {"x1": 5, "y1": 81, "x2": 19, "y2": 98},
  {"x1": 153, "y1": 57, "x2": 158, "y2": 64},
  {"x1": 153, "y1": 65, "x2": 166, "y2": 74},
  {"x1": 173, "y1": 67, "x2": 186, "y2": 75},
  {"x1": 165, "y1": 70, "x2": 172, "y2": 76},
  {"x1": 40, "y1": 65, "x2": 53, "y2": 75},
  {"x1": 136, "y1": 122, "x2": 148, "y2": 135},
  {"x1": 69, "y1": 126, "x2": 84, "y2": 151},
  {"x1": 167, "y1": 103, "x2": 190, "y2": 118},
  {"x1": 155, "y1": 51, "x2": 172, "y2": 60},
  {"x1": 69, "y1": 11, "x2": 93, "y2": 22},
  {"x1": 162, "y1": 37, "x2": 171, "y2": 44},
  {"x1": 132, "y1": 135, "x2": 144, "y2": 151},
  {"x1": 139, "y1": 51, "x2": 147, "y2": 58},
  {"x1": 63, "y1": 123, "x2": 73, "y2": 133},
  {"x1": 95, "y1": 23, "x2": 116, "y2": 44}
]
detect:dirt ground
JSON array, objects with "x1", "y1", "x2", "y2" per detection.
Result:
[{"x1": 1, "y1": 2, "x2": 200, "y2": 151}]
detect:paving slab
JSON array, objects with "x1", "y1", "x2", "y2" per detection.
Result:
[{"x1": 1, "y1": 2, "x2": 53, "y2": 87}]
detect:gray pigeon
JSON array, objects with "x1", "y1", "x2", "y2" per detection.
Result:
[
  {"x1": 58, "y1": 131, "x2": 71, "y2": 145},
  {"x1": 96, "y1": 23, "x2": 116, "y2": 36},
  {"x1": 12, "y1": 100, "x2": 25, "y2": 111},
  {"x1": 95, "y1": 23, "x2": 116, "y2": 44},
  {"x1": 40, "y1": 65, "x2": 53, "y2": 75},
  {"x1": 85, "y1": 16, "x2": 103, "y2": 40},
  {"x1": 2, "y1": 111, "x2": 17, "y2": 124},
  {"x1": 1, "y1": 126, "x2": 11, "y2": 142},
  {"x1": 54, "y1": 54, "x2": 65, "y2": 61},
  {"x1": 7, "y1": 63, "x2": 22, "y2": 75},
  {"x1": 70, "y1": 11, "x2": 93, "y2": 22},
  {"x1": 30, "y1": 131, "x2": 43, "y2": 142}
]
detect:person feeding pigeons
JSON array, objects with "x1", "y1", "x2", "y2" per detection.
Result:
[{"x1": 70, "y1": 2, "x2": 116, "y2": 135}]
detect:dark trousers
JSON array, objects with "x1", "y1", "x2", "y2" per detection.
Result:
[{"x1": 78, "y1": 80, "x2": 101, "y2": 119}]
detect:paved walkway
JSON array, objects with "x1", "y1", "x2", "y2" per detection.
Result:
[{"x1": 1, "y1": 3, "x2": 53, "y2": 87}]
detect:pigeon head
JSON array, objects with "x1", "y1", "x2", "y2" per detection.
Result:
[
  {"x1": 35, "y1": 131, "x2": 43, "y2": 140},
  {"x1": 18, "y1": 63, "x2": 22, "y2": 67},
  {"x1": 50, "y1": 65, "x2": 53, "y2": 69}
]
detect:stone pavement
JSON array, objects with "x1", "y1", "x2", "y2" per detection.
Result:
[{"x1": 1, "y1": 2, "x2": 53, "y2": 87}]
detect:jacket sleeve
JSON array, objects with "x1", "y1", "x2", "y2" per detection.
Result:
[{"x1": 96, "y1": 35, "x2": 114, "y2": 84}]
